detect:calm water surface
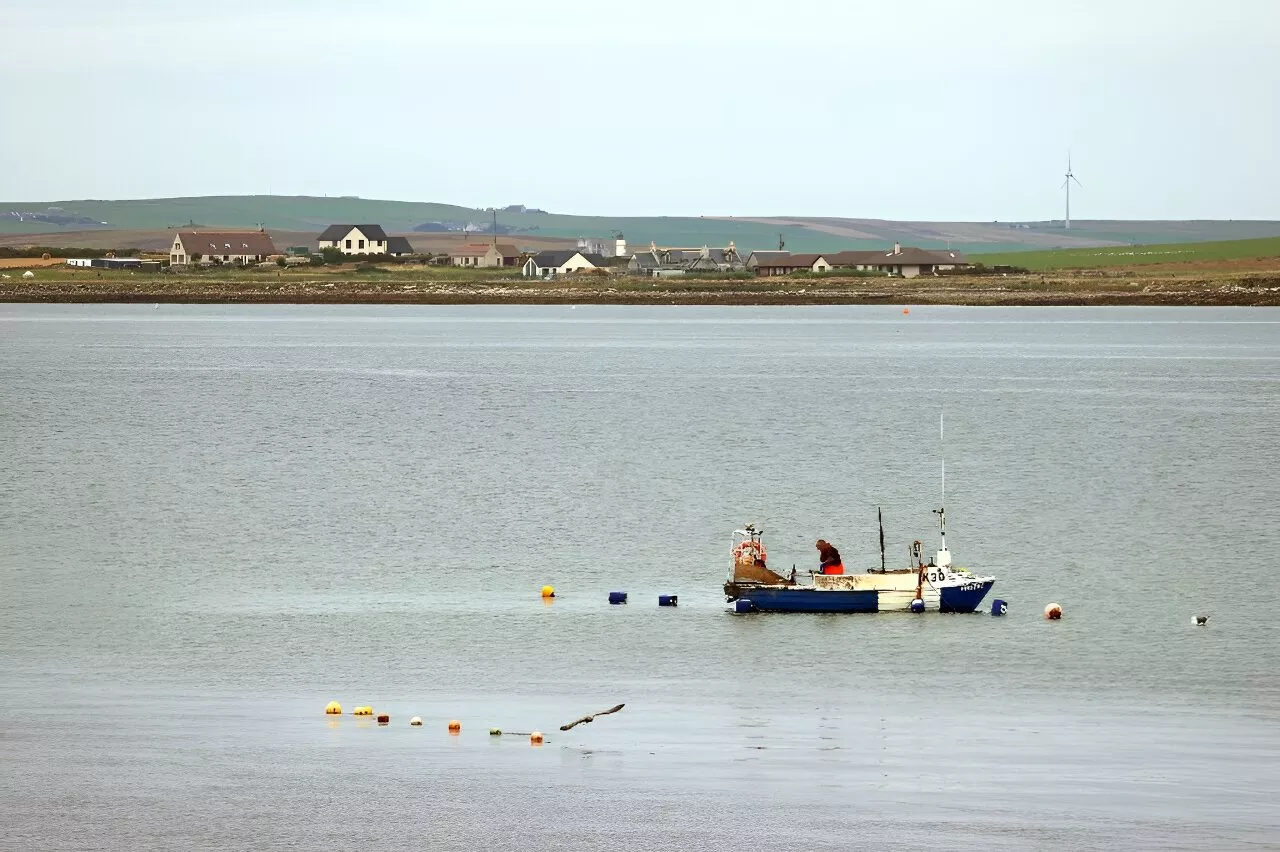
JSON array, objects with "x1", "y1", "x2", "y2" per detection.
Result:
[{"x1": 2, "y1": 304, "x2": 1279, "y2": 850}]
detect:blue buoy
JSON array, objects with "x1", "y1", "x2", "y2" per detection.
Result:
[
  {"x1": 909, "y1": 598, "x2": 925, "y2": 613},
  {"x1": 658, "y1": 595, "x2": 678, "y2": 607},
  {"x1": 734, "y1": 599, "x2": 755, "y2": 614},
  {"x1": 608, "y1": 591, "x2": 628, "y2": 605},
  {"x1": 991, "y1": 599, "x2": 1008, "y2": 616}
]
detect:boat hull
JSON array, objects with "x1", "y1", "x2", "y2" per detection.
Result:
[{"x1": 727, "y1": 579, "x2": 994, "y2": 614}]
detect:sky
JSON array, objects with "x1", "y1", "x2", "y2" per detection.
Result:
[{"x1": 2, "y1": 0, "x2": 1278, "y2": 220}]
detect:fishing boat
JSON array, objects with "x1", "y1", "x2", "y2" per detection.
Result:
[{"x1": 723, "y1": 510, "x2": 996, "y2": 613}]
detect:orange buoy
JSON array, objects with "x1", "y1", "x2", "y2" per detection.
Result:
[
  {"x1": 1044, "y1": 603, "x2": 1063, "y2": 620},
  {"x1": 376, "y1": 714, "x2": 390, "y2": 725},
  {"x1": 902, "y1": 307, "x2": 910, "y2": 315},
  {"x1": 530, "y1": 731, "x2": 544, "y2": 746},
  {"x1": 448, "y1": 719, "x2": 461, "y2": 733}
]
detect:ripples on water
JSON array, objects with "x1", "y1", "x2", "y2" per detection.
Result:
[{"x1": 2, "y1": 305, "x2": 1279, "y2": 850}]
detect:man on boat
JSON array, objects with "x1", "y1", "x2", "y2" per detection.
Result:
[{"x1": 815, "y1": 540, "x2": 844, "y2": 575}]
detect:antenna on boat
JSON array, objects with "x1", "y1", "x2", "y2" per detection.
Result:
[
  {"x1": 933, "y1": 409, "x2": 951, "y2": 568},
  {"x1": 878, "y1": 506, "x2": 886, "y2": 573}
]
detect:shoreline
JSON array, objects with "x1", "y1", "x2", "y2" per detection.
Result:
[{"x1": 3, "y1": 271, "x2": 1279, "y2": 307}]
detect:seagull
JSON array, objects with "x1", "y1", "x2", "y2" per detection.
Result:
[
  {"x1": 153, "y1": 303, "x2": 159, "y2": 310},
  {"x1": 1193, "y1": 615, "x2": 1209, "y2": 626}
]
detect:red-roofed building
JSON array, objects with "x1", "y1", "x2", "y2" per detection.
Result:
[{"x1": 170, "y1": 230, "x2": 278, "y2": 265}]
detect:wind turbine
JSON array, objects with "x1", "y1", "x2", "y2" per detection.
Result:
[{"x1": 1062, "y1": 152, "x2": 1082, "y2": 229}]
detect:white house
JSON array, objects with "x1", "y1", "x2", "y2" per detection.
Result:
[
  {"x1": 521, "y1": 250, "x2": 606, "y2": 277},
  {"x1": 317, "y1": 224, "x2": 390, "y2": 255},
  {"x1": 170, "y1": 230, "x2": 278, "y2": 265}
]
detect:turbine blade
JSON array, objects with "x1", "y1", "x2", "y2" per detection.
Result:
[
  {"x1": 1072, "y1": 176, "x2": 1083, "y2": 186},
  {"x1": 1061, "y1": 179, "x2": 1069, "y2": 188}
]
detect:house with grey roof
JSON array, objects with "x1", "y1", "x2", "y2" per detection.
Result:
[
  {"x1": 753, "y1": 253, "x2": 833, "y2": 276},
  {"x1": 317, "y1": 224, "x2": 390, "y2": 255},
  {"x1": 744, "y1": 250, "x2": 790, "y2": 270},
  {"x1": 628, "y1": 242, "x2": 745, "y2": 275},
  {"x1": 522, "y1": 250, "x2": 606, "y2": 277}
]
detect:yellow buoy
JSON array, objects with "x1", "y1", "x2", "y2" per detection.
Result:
[
  {"x1": 353, "y1": 706, "x2": 373, "y2": 716},
  {"x1": 1044, "y1": 603, "x2": 1063, "y2": 620},
  {"x1": 530, "y1": 731, "x2": 544, "y2": 746},
  {"x1": 448, "y1": 719, "x2": 461, "y2": 733},
  {"x1": 410, "y1": 716, "x2": 423, "y2": 727},
  {"x1": 489, "y1": 728, "x2": 502, "y2": 736},
  {"x1": 541, "y1": 585, "x2": 555, "y2": 598},
  {"x1": 324, "y1": 701, "x2": 343, "y2": 715}
]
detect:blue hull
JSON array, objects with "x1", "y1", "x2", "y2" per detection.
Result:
[
  {"x1": 938, "y1": 581, "x2": 995, "y2": 613},
  {"x1": 730, "y1": 580, "x2": 994, "y2": 614},
  {"x1": 732, "y1": 587, "x2": 879, "y2": 613}
]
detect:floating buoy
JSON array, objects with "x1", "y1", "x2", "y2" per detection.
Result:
[
  {"x1": 734, "y1": 599, "x2": 755, "y2": 614},
  {"x1": 658, "y1": 595, "x2": 678, "y2": 607},
  {"x1": 324, "y1": 701, "x2": 343, "y2": 715},
  {"x1": 608, "y1": 591, "x2": 627, "y2": 605},
  {"x1": 1193, "y1": 615, "x2": 1209, "y2": 627},
  {"x1": 352, "y1": 706, "x2": 373, "y2": 716},
  {"x1": 902, "y1": 307, "x2": 910, "y2": 315},
  {"x1": 910, "y1": 598, "x2": 925, "y2": 613},
  {"x1": 541, "y1": 585, "x2": 555, "y2": 598},
  {"x1": 448, "y1": 720, "x2": 461, "y2": 733},
  {"x1": 1044, "y1": 603, "x2": 1062, "y2": 620},
  {"x1": 376, "y1": 714, "x2": 390, "y2": 725},
  {"x1": 530, "y1": 731, "x2": 544, "y2": 745},
  {"x1": 489, "y1": 728, "x2": 502, "y2": 736},
  {"x1": 409, "y1": 716, "x2": 423, "y2": 726},
  {"x1": 991, "y1": 599, "x2": 1007, "y2": 616}
]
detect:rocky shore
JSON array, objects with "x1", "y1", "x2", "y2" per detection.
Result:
[{"x1": 4, "y1": 269, "x2": 1280, "y2": 306}]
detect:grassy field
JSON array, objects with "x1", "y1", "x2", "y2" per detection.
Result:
[{"x1": 971, "y1": 236, "x2": 1280, "y2": 271}]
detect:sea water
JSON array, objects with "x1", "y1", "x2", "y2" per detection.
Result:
[{"x1": 2, "y1": 304, "x2": 1278, "y2": 850}]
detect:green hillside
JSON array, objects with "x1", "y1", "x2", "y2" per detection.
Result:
[
  {"x1": 972, "y1": 236, "x2": 1280, "y2": 270},
  {"x1": 3, "y1": 196, "x2": 1280, "y2": 255}
]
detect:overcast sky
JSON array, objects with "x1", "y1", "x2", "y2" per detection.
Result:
[{"x1": 2, "y1": 0, "x2": 1277, "y2": 220}]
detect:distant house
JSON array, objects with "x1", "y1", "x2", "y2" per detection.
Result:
[
  {"x1": 521, "y1": 250, "x2": 605, "y2": 277},
  {"x1": 449, "y1": 242, "x2": 521, "y2": 267},
  {"x1": 627, "y1": 250, "x2": 662, "y2": 274},
  {"x1": 317, "y1": 224, "x2": 389, "y2": 255},
  {"x1": 827, "y1": 244, "x2": 971, "y2": 278},
  {"x1": 385, "y1": 236, "x2": 415, "y2": 257},
  {"x1": 753, "y1": 253, "x2": 832, "y2": 276},
  {"x1": 628, "y1": 242, "x2": 745, "y2": 276},
  {"x1": 744, "y1": 250, "x2": 790, "y2": 270},
  {"x1": 170, "y1": 230, "x2": 278, "y2": 265}
]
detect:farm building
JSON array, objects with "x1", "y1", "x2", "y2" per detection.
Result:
[
  {"x1": 449, "y1": 242, "x2": 521, "y2": 267},
  {"x1": 386, "y1": 236, "x2": 415, "y2": 257},
  {"x1": 171, "y1": 230, "x2": 278, "y2": 265}
]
